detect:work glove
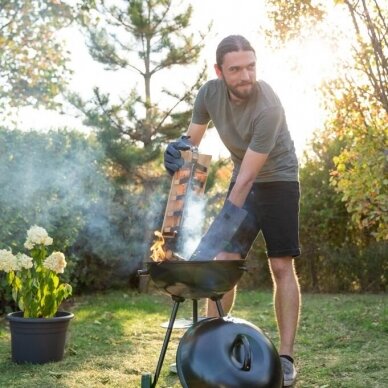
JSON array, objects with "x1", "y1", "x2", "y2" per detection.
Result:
[{"x1": 164, "y1": 135, "x2": 192, "y2": 175}]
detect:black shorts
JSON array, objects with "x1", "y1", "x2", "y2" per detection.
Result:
[{"x1": 226, "y1": 181, "x2": 301, "y2": 258}]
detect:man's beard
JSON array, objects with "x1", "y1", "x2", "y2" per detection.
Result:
[{"x1": 224, "y1": 80, "x2": 254, "y2": 100}]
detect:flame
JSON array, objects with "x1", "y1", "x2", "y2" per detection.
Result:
[{"x1": 150, "y1": 231, "x2": 170, "y2": 262}]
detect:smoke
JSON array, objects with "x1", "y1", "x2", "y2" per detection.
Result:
[
  {"x1": 0, "y1": 130, "x2": 107, "y2": 235},
  {"x1": 176, "y1": 189, "x2": 208, "y2": 259},
  {"x1": 0, "y1": 128, "x2": 165, "y2": 280}
]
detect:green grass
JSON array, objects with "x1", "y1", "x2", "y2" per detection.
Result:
[{"x1": 0, "y1": 290, "x2": 386, "y2": 387}]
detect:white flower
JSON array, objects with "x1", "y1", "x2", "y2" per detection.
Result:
[
  {"x1": 0, "y1": 249, "x2": 18, "y2": 272},
  {"x1": 24, "y1": 225, "x2": 53, "y2": 249},
  {"x1": 16, "y1": 253, "x2": 34, "y2": 270},
  {"x1": 44, "y1": 251, "x2": 67, "y2": 274}
]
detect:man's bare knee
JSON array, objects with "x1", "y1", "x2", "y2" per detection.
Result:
[{"x1": 269, "y1": 257, "x2": 295, "y2": 282}]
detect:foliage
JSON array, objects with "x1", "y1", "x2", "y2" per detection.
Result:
[
  {"x1": 265, "y1": 0, "x2": 387, "y2": 241},
  {"x1": 70, "y1": 177, "x2": 170, "y2": 292},
  {"x1": 295, "y1": 128, "x2": 387, "y2": 292},
  {"x1": 322, "y1": 0, "x2": 388, "y2": 241},
  {"x1": 0, "y1": 128, "x2": 108, "y2": 253},
  {"x1": 0, "y1": 0, "x2": 74, "y2": 113},
  {"x1": 0, "y1": 128, "x2": 109, "y2": 294},
  {"x1": 297, "y1": 131, "x2": 352, "y2": 291},
  {"x1": 338, "y1": 0, "x2": 387, "y2": 113},
  {"x1": 265, "y1": 0, "x2": 326, "y2": 43},
  {"x1": 0, "y1": 274, "x2": 16, "y2": 315},
  {"x1": 300, "y1": 131, "x2": 351, "y2": 246},
  {"x1": 0, "y1": 226, "x2": 72, "y2": 318},
  {"x1": 0, "y1": 128, "x2": 168, "y2": 297},
  {"x1": 71, "y1": 0, "x2": 210, "y2": 179},
  {"x1": 329, "y1": 97, "x2": 387, "y2": 241}
]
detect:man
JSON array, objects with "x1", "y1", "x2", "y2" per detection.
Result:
[{"x1": 164, "y1": 35, "x2": 301, "y2": 387}]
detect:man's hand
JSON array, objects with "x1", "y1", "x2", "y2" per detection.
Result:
[{"x1": 164, "y1": 135, "x2": 192, "y2": 175}]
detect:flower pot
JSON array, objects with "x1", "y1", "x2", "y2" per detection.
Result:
[{"x1": 6, "y1": 311, "x2": 74, "y2": 364}]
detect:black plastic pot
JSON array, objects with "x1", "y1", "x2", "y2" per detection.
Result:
[
  {"x1": 176, "y1": 317, "x2": 283, "y2": 388},
  {"x1": 7, "y1": 311, "x2": 74, "y2": 364}
]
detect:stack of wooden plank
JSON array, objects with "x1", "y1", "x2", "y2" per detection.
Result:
[{"x1": 161, "y1": 150, "x2": 211, "y2": 242}]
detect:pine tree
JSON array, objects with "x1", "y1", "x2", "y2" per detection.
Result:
[{"x1": 72, "y1": 0, "x2": 210, "y2": 179}]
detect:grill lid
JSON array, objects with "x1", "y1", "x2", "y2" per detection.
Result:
[{"x1": 176, "y1": 317, "x2": 283, "y2": 388}]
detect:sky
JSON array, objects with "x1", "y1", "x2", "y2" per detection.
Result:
[{"x1": 16, "y1": 0, "x2": 353, "y2": 158}]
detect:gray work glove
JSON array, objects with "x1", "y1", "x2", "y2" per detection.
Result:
[{"x1": 164, "y1": 135, "x2": 192, "y2": 175}]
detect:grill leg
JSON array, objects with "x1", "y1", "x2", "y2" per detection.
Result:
[
  {"x1": 192, "y1": 299, "x2": 198, "y2": 324},
  {"x1": 152, "y1": 296, "x2": 183, "y2": 388},
  {"x1": 215, "y1": 299, "x2": 225, "y2": 317}
]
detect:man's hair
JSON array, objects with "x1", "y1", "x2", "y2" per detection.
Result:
[{"x1": 216, "y1": 35, "x2": 256, "y2": 67}]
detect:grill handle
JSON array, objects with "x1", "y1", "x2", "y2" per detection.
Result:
[{"x1": 230, "y1": 334, "x2": 252, "y2": 371}]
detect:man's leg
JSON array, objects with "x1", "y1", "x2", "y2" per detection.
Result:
[
  {"x1": 268, "y1": 257, "x2": 300, "y2": 357},
  {"x1": 206, "y1": 251, "x2": 240, "y2": 317},
  {"x1": 206, "y1": 286, "x2": 237, "y2": 317}
]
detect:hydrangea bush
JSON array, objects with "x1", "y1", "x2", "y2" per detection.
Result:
[{"x1": 0, "y1": 226, "x2": 72, "y2": 318}]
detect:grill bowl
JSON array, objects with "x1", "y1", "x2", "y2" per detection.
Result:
[{"x1": 146, "y1": 260, "x2": 246, "y2": 299}]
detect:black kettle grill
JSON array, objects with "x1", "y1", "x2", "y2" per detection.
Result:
[
  {"x1": 139, "y1": 259, "x2": 246, "y2": 388},
  {"x1": 139, "y1": 259, "x2": 282, "y2": 388}
]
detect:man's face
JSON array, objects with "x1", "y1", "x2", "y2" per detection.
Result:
[{"x1": 215, "y1": 50, "x2": 256, "y2": 102}]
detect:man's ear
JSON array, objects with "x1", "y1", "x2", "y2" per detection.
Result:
[{"x1": 214, "y1": 64, "x2": 223, "y2": 79}]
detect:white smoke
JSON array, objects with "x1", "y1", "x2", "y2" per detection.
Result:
[
  {"x1": 176, "y1": 189, "x2": 208, "y2": 259},
  {"x1": 0, "y1": 129, "x2": 165, "y2": 273}
]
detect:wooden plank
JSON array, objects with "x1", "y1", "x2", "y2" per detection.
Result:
[{"x1": 161, "y1": 150, "x2": 211, "y2": 238}]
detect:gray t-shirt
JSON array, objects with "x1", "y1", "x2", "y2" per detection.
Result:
[{"x1": 192, "y1": 79, "x2": 299, "y2": 182}]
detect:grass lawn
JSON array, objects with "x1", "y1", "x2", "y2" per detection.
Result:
[{"x1": 0, "y1": 289, "x2": 386, "y2": 387}]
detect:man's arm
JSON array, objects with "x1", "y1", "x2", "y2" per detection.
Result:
[
  {"x1": 228, "y1": 148, "x2": 268, "y2": 207},
  {"x1": 186, "y1": 122, "x2": 208, "y2": 146}
]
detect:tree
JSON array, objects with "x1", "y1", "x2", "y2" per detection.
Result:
[
  {"x1": 298, "y1": 131, "x2": 354, "y2": 291},
  {"x1": 327, "y1": 82, "x2": 387, "y2": 242},
  {"x1": 0, "y1": 0, "x2": 74, "y2": 113},
  {"x1": 72, "y1": 0, "x2": 210, "y2": 178},
  {"x1": 326, "y1": 0, "x2": 387, "y2": 241},
  {"x1": 0, "y1": 128, "x2": 110, "y2": 254},
  {"x1": 264, "y1": 0, "x2": 326, "y2": 44},
  {"x1": 265, "y1": 0, "x2": 387, "y2": 241},
  {"x1": 340, "y1": 0, "x2": 387, "y2": 112},
  {"x1": 263, "y1": 0, "x2": 387, "y2": 291},
  {"x1": 0, "y1": 127, "x2": 157, "y2": 294}
]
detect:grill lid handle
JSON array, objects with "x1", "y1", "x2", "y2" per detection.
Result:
[{"x1": 230, "y1": 334, "x2": 252, "y2": 371}]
